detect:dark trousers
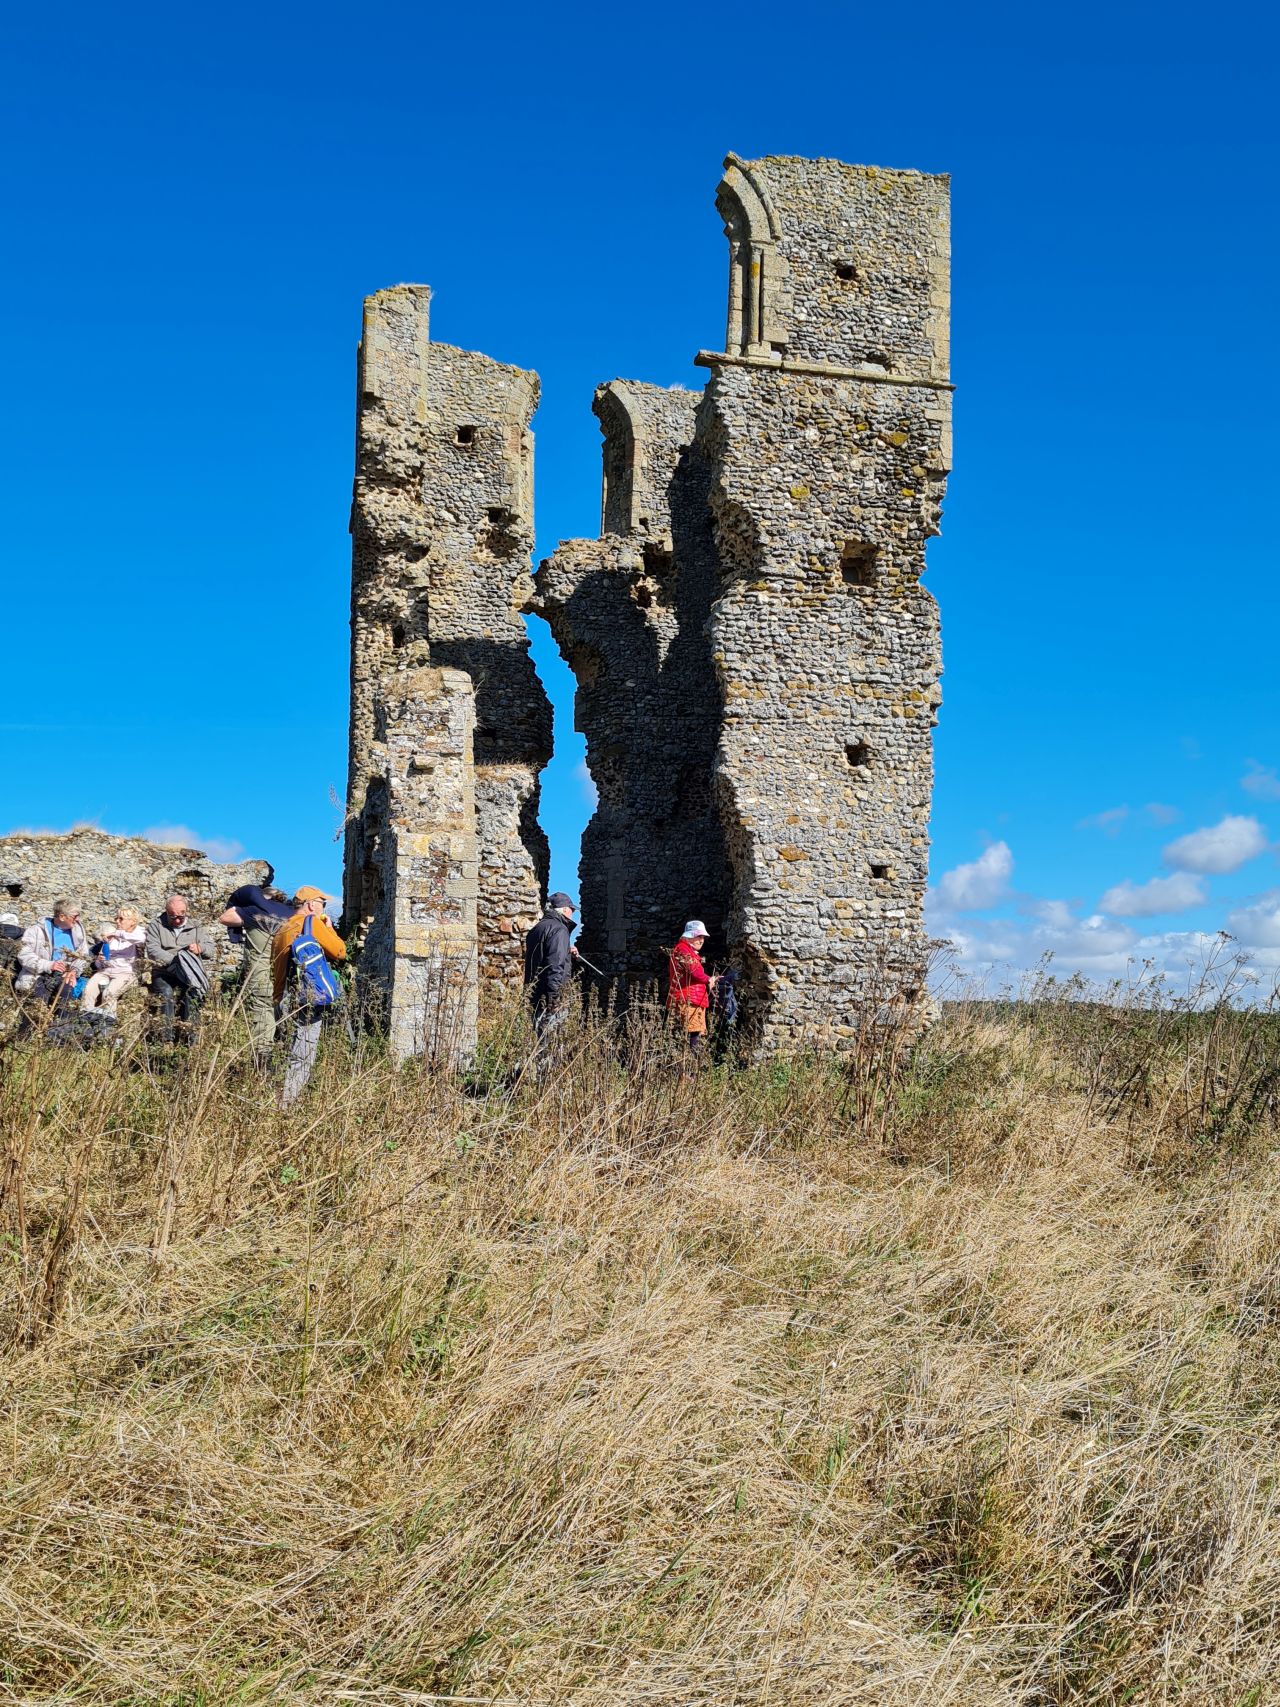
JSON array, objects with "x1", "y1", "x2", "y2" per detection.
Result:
[
  {"x1": 17, "y1": 973, "x2": 74, "y2": 1035},
  {"x1": 29, "y1": 972, "x2": 74, "y2": 1008},
  {"x1": 151, "y1": 966, "x2": 204, "y2": 1044}
]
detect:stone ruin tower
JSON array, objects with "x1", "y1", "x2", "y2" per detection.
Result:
[
  {"x1": 343, "y1": 285, "x2": 550, "y2": 1058},
  {"x1": 345, "y1": 152, "x2": 951, "y2": 1059}
]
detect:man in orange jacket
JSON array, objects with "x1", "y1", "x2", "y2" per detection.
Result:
[{"x1": 272, "y1": 886, "x2": 346, "y2": 1106}]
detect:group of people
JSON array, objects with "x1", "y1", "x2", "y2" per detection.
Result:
[
  {"x1": 8, "y1": 878, "x2": 346, "y2": 1105},
  {"x1": 523, "y1": 892, "x2": 730, "y2": 1061},
  {"x1": 8, "y1": 880, "x2": 728, "y2": 1095}
]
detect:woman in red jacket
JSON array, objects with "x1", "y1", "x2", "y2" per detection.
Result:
[{"x1": 667, "y1": 919, "x2": 718, "y2": 1061}]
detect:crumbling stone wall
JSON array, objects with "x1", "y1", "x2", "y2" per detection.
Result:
[
  {"x1": 0, "y1": 828, "x2": 270, "y2": 962},
  {"x1": 695, "y1": 154, "x2": 951, "y2": 1042},
  {"x1": 536, "y1": 154, "x2": 949, "y2": 1043},
  {"x1": 348, "y1": 666, "x2": 478, "y2": 1064},
  {"x1": 347, "y1": 150, "x2": 950, "y2": 1053},
  {"x1": 536, "y1": 383, "x2": 730, "y2": 999},
  {"x1": 345, "y1": 285, "x2": 551, "y2": 1007}
]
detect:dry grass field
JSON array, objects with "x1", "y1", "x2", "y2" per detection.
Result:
[{"x1": 2, "y1": 965, "x2": 1279, "y2": 1705}]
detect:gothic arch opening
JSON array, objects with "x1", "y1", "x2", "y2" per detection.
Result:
[
  {"x1": 715, "y1": 153, "x2": 789, "y2": 358},
  {"x1": 596, "y1": 386, "x2": 637, "y2": 536}
]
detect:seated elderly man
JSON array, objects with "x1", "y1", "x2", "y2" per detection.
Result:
[
  {"x1": 16, "y1": 900, "x2": 89, "y2": 1018},
  {"x1": 145, "y1": 893, "x2": 215, "y2": 1045}
]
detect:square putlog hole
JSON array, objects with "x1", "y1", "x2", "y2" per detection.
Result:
[
  {"x1": 845, "y1": 741, "x2": 870, "y2": 768},
  {"x1": 454, "y1": 425, "x2": 476, "y2": 447},
  {"x1": 840, "y1": 541, "x2": 878, "y2": 588},
  {"x1": 870, "y1": 863, "x2": 892, "y2": 881}
]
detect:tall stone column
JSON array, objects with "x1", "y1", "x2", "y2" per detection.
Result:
[
  {"x1": 345, "y1": 284, "x2": 551, "y2": 1044},
  {"x1": 349, "y1": 665, "x2": 478, "y2": 1066}
]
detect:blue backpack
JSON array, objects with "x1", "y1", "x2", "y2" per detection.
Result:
[{"x1": 290, "y1": 916, "x2": 341, "y2": 1008}]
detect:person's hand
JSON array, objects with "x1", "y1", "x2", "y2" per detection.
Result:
[
  {"x1": 61, "y1": 968, "x2": 77, "y2": 986},
  {"x1": 710, "y1": 974, "x2": 721, "y2": 986},
  {"x1": 50, "y1": 958, "x2": 66, "y2": 974},
  {"x1": 570, "y1": 945, "x2": 579, "y2": 959},
  {"x1": 189, "y1": 942, "x2": 203, "y2": 955}
]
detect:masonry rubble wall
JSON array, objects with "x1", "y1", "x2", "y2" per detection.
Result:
[
  {"x1": 349, "y1": 665, "x2": 478, "y2": 1064},
  {"x1": 347, "y1": 149, "x2": 950, "y2": 1052},
  {"x1": 535, "y1": 382, "x2": 730, "y2": 1000},
  {"x1": 695, "y1": 154, "x2": 951, "y2": 1044},
  {"x1": 345, "y1": 285, "x2": 550, "y2": 1019},
  {"x1": 535, "y1": 153, "x2": 949, "y2": 1045},
  {"x1": 0, "y1": 828, "x2": 270, "y2": 972}
]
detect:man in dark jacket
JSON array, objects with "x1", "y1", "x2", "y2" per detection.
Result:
[{"x1": 523, "y1": 892, "x2": 578, "y2": 1037}]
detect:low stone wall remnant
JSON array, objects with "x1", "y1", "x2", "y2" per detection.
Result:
[{"x1": 0, "y1": 828, "x2": 270, "y2": 966}]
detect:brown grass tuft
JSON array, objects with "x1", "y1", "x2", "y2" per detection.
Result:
[{"x1": 1, "y1": 985, "x2": 1278, "y2": 1703}]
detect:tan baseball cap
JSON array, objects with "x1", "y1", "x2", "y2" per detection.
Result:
[{"x1": 293, "y1": 885, "x2": 337, "y2": 903}]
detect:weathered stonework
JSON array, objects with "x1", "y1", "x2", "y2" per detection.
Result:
[
  {"x1": 696, "y1": 155, "x2": 950, "y2": 1043},
  {"x1": 536, "y1": 154, "x2": 950, "y2": 1043},
  {"x1": 347, "y1": 666, "x2": 478, "y2": 1064},
  {"x1": 345, "y1": 285, "x2": 551, "y2": 1007},
  {"x1": 0, "y1": 828, "x2": 270, "y2": 962},
  {"x1": 537, "y1": 383, "x2": 730, "y2": 1000},
  {"x1": 346, "y1": 150, "x2": 950, "y2": 1052}
]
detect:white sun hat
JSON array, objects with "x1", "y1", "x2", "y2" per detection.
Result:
[{"x1": 681, "y1": 919, "x2": 709, "y2": 939}]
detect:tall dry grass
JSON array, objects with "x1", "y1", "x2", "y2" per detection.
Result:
[{"x1": 2, "y1": 976, "x2": 1279, "y2": 1705}]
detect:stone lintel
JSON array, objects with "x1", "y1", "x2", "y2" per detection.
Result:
[{"x1": 694, "y1": 350, "x2": 955, "y2": 391}]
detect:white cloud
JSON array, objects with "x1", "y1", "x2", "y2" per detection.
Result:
[
  {"x1": 1224, "y1": 891, "x2": 1280, "y2": 955},
  {"x1": 1024, "y1": 898, "x2": 1077, "y2": 928},
  {"x1": 936, "y1": 907, "x2": 1141, "y2": 982},
  {"x1": 143, "y1": 824, "x2": 245, "y2": 862},
  {"x1": 931, "y1": 840, "x2": 1013, "y2": 912},
  {"x1": 1077, "y1": 805, "x2": 1129, "y2": 835},
  {"x1": 1241, "y1": 761, "x2": 1280, "y2": 802},
  {"x1": 1163, "y1": 814, "x2": 1268, "y2": 875},
  {"x1": 1100, "y1": 872, "x2": 1207, "y2": 917},
  {"x1": 1144, "y1": 802, "x2": 1180, "y2": 826},
  {"x1": 574, "y1": 761, "x2": 598, "y2": 807},
  {"x1": 932, "y1": 897, "x2": 1264, "y2": 997}
]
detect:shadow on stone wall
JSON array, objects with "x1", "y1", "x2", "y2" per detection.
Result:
[{"x1": 536, "y1": 439, "x2": 732, "y2": 1013}]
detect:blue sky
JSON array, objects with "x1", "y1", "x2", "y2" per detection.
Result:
[{"x1": 3, "y1": 1, "x2": 1276, "y2": 990}]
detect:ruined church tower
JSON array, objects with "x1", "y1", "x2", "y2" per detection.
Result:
[
  {"x1": 343, "y1": 286, "x2": 550, "y2": 1056},
  {"x1": 344, "y1": 152, "x2": 951, "y2": 1058}
]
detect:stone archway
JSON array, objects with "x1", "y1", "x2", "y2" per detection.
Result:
[{"x1": 715, "y1": 153, "x2": 790, "y2": 359}]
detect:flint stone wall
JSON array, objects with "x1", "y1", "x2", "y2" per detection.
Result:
[
  {"x1": 540, "y1": 153, "x2": 950, "y2": 1045},
  {"x1": 537, "y1": 383, "x2": 730, "y2": 997},
  {"x1": 347, "y1": 150, "x2": 950, "y2": 1053},
  {"x1": 346, "y1": 285, "x2": 550, "y2": 1002},
  {"x1": 694, "y1": 154, "x2": 950, "y2": 1043}
]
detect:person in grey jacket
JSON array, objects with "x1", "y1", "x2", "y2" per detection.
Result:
[
  {"x1": 146, "y1": 893, "x2": 215, "y2": 1044},
  {"x1": 16, "y1": 902, "x2": 89, "y2": 1009}
]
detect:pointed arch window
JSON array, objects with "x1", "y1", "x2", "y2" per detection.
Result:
[{"x1": 715, "y1": 155, "x2": 790, "y2": 358}]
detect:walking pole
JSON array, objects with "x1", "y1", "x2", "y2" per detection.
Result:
[{"x1": 575, "y1": 950, "x2": 606, "y2": 979}]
